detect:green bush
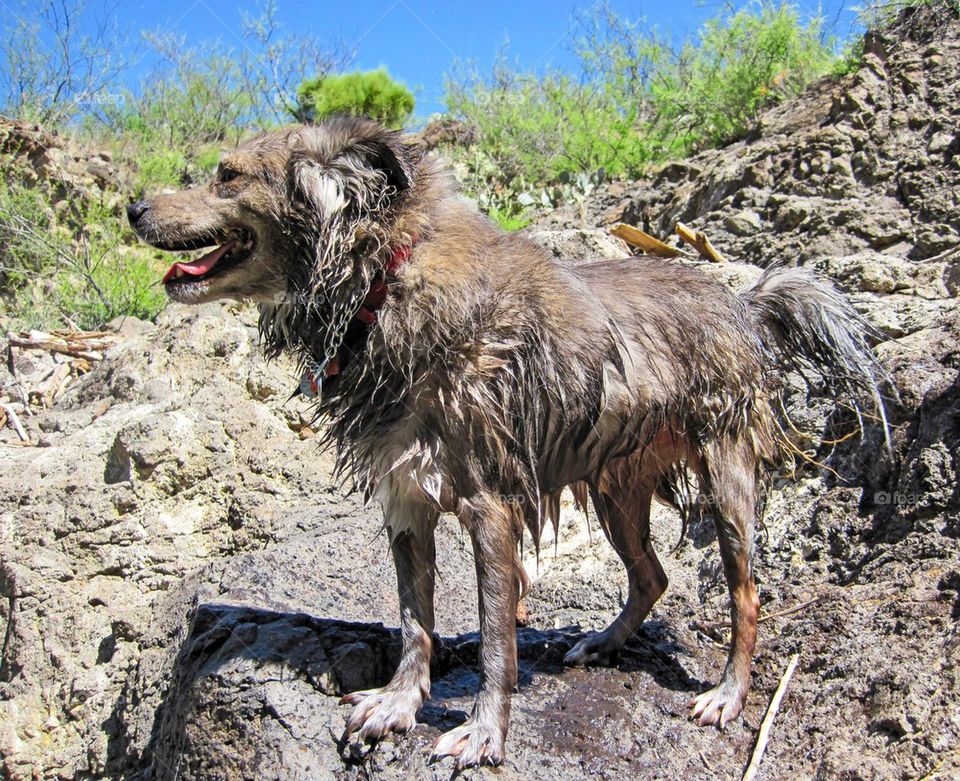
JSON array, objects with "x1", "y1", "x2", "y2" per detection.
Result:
[
  {"x1": 859, "y1": 0, "x2": 959, "y2": 29},
  {"x1": 650, "y1": 2, "x2": 837, "y2": 155},
  {"x1": 0, "y1": 178, "x2": 165, "y2": 330},
  {"x1": 90, "y1": 3, "x2": 350, "y2": 194},
  {"x1": 135, "y1": 149, "x2": 189, "y2": 191},
  {"x1": 444, "y1": 2, "x2": 840, "y2": 217},
  {"x1": 296, "y1": 68, "x2": 415, "y2": 127},
  {"x1": 195, "y1": 146, "x2": 223, "y2": 173}
]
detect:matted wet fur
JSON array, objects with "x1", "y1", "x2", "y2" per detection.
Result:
[{"x1": 129, "y1": 116, "x2": 889, "y2": 769}]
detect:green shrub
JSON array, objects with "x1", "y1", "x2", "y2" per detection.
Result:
[
  {"x1": 91, "y1": 4, "x2": 350, "y2": 194},
  {"x1": 0, "y1": 180, "x2": 58, "y2": 283},
  {"x1": 444, "y1": 2, "x2": 840, "y2": 217},
  {"x1": 295, "y1": 68, "x2": 415, "y2": 127},
  {"x1": 487, "y1": 204, "x2": 532, "y2": 232},
  {"x1": 195, "y1": 146, "x2": 223, "y2": 173},
  {"x1": 55, "y1": 246, "x2": 166, "y2": 328},
  {"x1": 0, "y1": 178, "x2": 165, "y2": 330},
  {"x1": 135, "y1": 149, "x2": 189, "y2": 191},
  {"x1": 650, "y1": 2, "x2": 837, "y2": 155},
  {"x1": 859, "y1": 0, "x2": 959, "y2": 30}
]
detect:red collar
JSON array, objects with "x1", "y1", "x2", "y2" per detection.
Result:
[
  {"x1": 300, "y1": 239, "x2": 416, "y2": 395},
  {"x1": 354, "y1": 241, "x2": 414, "y2": 326}
]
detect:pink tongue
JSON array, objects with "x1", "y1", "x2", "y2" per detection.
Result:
[{"x1": 162, "y1": 240, "x2": 236, "y2": 284}]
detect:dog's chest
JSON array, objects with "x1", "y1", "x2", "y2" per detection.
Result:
[{"x1": 371, "y1": 425, "x2": 455, "y2": 535}]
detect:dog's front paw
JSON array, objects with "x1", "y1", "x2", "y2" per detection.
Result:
[
  {"x1": 340, "y1": 686, "x2": 423, "y2": 744},
  {"x1": 431, "y1": 717, "x2": 505, "y2": 768}
]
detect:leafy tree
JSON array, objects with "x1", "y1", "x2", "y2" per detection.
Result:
[{"x1": 295, "y1": 68, "x2": 414, "y2": 127}]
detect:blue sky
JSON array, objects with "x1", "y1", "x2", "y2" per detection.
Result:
[{"x1": 21, "y1": 0, "x2": 862, "y2": 119}]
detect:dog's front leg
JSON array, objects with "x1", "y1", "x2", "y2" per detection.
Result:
[
  {"x1": 341, "y1": 519, "x2": 437, "y2": 744},
  {"x1": 433, "y1": 493, "x2": 517, "y2": 768}
]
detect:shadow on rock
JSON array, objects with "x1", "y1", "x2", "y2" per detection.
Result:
[{"x1": 120, "y1": 603, "x2": 700, "y2": 779}]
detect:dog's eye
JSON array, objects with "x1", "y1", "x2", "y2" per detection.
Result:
[{"x1": 219, "y1": 168, "x2": 241, "y2": 184}]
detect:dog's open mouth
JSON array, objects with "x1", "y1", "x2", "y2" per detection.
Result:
[{"x1": 160, "y1": 228, "x2": 256, "y2": 288}]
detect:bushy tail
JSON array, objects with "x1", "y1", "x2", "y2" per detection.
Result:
[{"x1": 741, "y1": 264, "x2": 892, "y2": 449}]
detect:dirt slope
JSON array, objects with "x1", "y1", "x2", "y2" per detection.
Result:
[{"x1": 2, "y1": 9, "x2": 959, "y2": 781}]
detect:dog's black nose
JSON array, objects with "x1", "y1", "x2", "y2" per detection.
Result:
[{"x1": 126, "y1": 200, "x2": 149, "y2": 226}]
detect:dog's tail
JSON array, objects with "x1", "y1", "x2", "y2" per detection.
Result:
[{"x1": 740, "y1": 264, "x2": 892, "y2": 449}]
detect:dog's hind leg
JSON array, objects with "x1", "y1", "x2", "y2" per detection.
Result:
[
  {"x1": 433, "y1": 492, "x2": 519, "y2": 768},
  {"x1": 689, "y1": 436, "x2": 761, "y2": 728},
  {"x1": 341, "y1": 515, "x2": 437, "y2": 744},
  {"x1": 564, "y1": 453, "x2": 667, "y2": 666}
]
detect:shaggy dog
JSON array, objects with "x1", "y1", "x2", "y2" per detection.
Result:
[{"x1": 129, "y1": 116, "x2": 887, "y2": 768}]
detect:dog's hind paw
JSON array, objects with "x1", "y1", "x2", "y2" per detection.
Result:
[
  {"x1": 340, "y1": 686, "x2": 422, "y2": 744},
  {"x1": 688, "y1": 679, "x2": 746, "y2": 728},
  {"x1": 563, "y1": 631, "x2": 621, "y2": 667},
  {"x1": 431, "y1": 718, "x2": 505, "y2": 769}
]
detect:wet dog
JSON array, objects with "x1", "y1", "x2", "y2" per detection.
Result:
[{"x1": 129, "y1": 116, "x2": 887, "y2": 768}]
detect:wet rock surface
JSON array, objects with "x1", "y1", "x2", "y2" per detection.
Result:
[{"x1": 3, "y1": 11, "x2": 960, "y2": 781}]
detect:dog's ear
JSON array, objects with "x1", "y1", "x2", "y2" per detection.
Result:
[
  {"x1": 286, "y1": 125, "x2": 419, "y2": 216},
  {"x1": 287, "y1": 155, "x2": 348, "y2": 217},
  {"x1": 359, "y1": 134, "x2": 419, "y2": 195}
]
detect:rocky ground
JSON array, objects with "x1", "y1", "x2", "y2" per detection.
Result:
[{"x1": 2, "y1": 8, "x2": 960, "y2": 781}]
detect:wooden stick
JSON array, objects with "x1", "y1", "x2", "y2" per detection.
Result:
[
  {"x1": 742, "y1": 653, "x2": 800, "y2": 781},
  {"x1": 699, "y1": 749, "x2": 713, "y2": 772},
  {"x1": 758, "y1": 597, "x2": 823, "y2": 624},
  {"x1": 917, "y1": 243, "x2": 960, "y2": 264},
  {"x1": 676, "y1": 222, "x2": 726, "y2": 263},
  {"x1": 610, "y1": 223, "x2": 682, "y2": 258},
  {"x1": 7, "y1": 330, "x2": 115, "y2": 362},
  {"x1": 32, "y1": 362, "x2": 72, "y2": 408},
  {"x1": 704, "y1": 596, "x2": 823, "y2": 631},
  {"x1": 0, "y1": 402, "x2": 28, "y2": 441}
]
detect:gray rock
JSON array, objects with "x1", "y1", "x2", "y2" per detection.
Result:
[
  {"x1": 525, "y1": 228, "x2": 631, "y2": 263},
  {"x1": 723, "y1": 210, "x2": 763, "y2": 236}
]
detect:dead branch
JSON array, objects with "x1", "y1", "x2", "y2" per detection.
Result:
[
  {"x1": 917, "y1": 243, "x2": 960, "y2": 264},
  {"x1": 7, "y1": 329, "x2": 119, "y2": 361},
  {"x1": 0, "y1": 402, "x2": 28, "y2": 441},
  {"x1": 742, "y1": 653, "x2": 800, "y2": 781},
  {"x1": 676, "y1": 222, "x2": 726, "y2": 263},
  {"x1": 30, "y1": 362, "x2": 72, "y2": 408},
  {"x1": 758, "y1": 597, "x2": 823, "y2": 624},
  {"x1": 610, "y1": 223, "x2": 683, "y2": 257}
]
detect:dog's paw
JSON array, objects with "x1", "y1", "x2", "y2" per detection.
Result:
[
  {"x1": 431, "y1": 718, "x2": 505, "y2": 769},
  {"x1": 688, "y1": 680, "x2": 746, "y2": 728},
  {"x1": 340, "y1": 686, "x2": 422, "y2": 744},
  {"x1": 563, "y1": 632, "x2": 620, "y2": 667}
]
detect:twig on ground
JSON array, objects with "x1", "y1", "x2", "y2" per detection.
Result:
[
  {"x1": 32, "y1": 363, "x2": 72, "y2": 408},
  {"x1": 699, "y1": 749, "x2": 713, "y2": 771},
  {"x1": 0, "y1": 403, "x2": 28, "y2": 441},
  {"x1": 7, "y1": 329, "x2": 118, "y2": 361},
  {"x1": 610, "y1": 223, "x2": 683, "y2": 258},
  {"x1": 704, "y1": 596, "x2": 824, "y2": 631},
  {"x1": 5, "y1": 343, "x2": 30, "y2": 409},
  {"x1": 742, "y1": 653, "x2": 800, "y2": 781},
  {"x1": 758, "y1": 597, "x2": 823, "y2": 624},
  {"x1": 676, "y1": 222, "x2": 726, "y2": 263},
  {"x1": 917, "y1": 243, "x2": 960, "y2": 264}
]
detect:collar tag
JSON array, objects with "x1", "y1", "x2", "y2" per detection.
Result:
[{"x1": 300, "y1": 358, "x2": 328, "y2": 398}]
